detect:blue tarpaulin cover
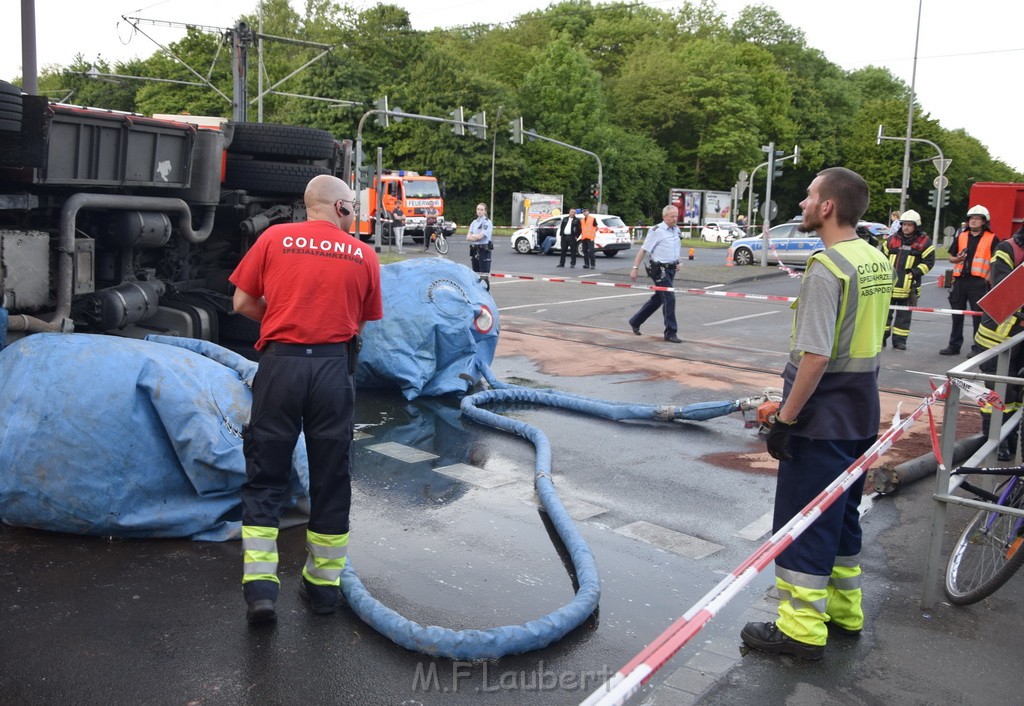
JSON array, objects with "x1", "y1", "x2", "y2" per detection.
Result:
[
  {"x1": 356, "y1": 258, "x2": 499, "y2": 400},
  {"x1": 0, "y1": 333, "x2": 309, "y2": 540}
]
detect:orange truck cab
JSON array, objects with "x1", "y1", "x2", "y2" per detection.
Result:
[{"x1": 357, "y1": 170, "x2": 444, "y2": 243}]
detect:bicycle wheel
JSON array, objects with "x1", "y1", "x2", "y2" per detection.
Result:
[
  {"x1": 434, "y1": 235, "x2": 449, "y2": 255},
  {"x1": 944, "y1": 478, "x2": 1024, "y2": 605}
]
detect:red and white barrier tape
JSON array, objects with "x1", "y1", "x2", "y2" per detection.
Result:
[
  {"x1": 489, "y1": 272, "x2": 983, "y2": 317},
  {"x1": 579, "y1": 380, "x2": 952, "y2": 706}
]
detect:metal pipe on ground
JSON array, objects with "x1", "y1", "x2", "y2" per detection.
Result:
[{"x1": 867, "y1": 434, "x2": 984, "y2": 495}]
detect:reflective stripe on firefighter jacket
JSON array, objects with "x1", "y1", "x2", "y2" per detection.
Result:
[
  {"x1": 952, "y1": 229, "x2": 996, "y2": 279},
  {"x1": 882, "y1": 232, "x2": 934, "y2": 299},
  {"x1": 789, "y1": 239, "x2": 893, "y2": 374},
  {"x1": 302, "y1": 529, "x2": 349, "y2": 587},
  {"x1": 242, "y1": 525, "x2": 280, "y2": 585},
  {"x1": 976, "y1": 239, "x2": 1024, "y2": 352}
]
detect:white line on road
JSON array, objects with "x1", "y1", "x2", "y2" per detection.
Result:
[
  {"x1": 734, "y1": 512, "x2": 773, "y2": 541},
  {"x1": 703, "y1": 310, "x2": 782, "y2": 326},
  {"x1": 704, "y1": 284, "x2": 725, "y2": 290}
]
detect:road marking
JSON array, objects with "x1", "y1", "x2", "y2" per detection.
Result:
[
  {"x1": 703, "y1": 310, "x2": 781, "y2": 326},
  {"x1": 522, "y1": 492, "x2": 608, "y2": 520},
  {"x1": 615, "y1": 521, "x2": 723, "y2": 559},
  {"x1": 366, "y1": 442, "x2": 438, "y2": 463},
  {"x1": 434, "y1": 463, "x2": 517, "y2": 488},
  {"x1": 704, "y1": 284, "x2": 725, "y2": 290},
  {"x1": 498, "y1": 291, "x2": 648, "y2": 311},
  {"x1": 734, "y1": 511, "x2": 773, "y2": 541}
]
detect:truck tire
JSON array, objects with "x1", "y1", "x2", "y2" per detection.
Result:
[
  {"x1": 227, "y1": 122, "x2": 337, "y2": 161},
  {"x1": 0, "y1": 81, "x2": 22, "y2": 132},
  {"x1": 224, "y1": 156, "x2": 330, "y2": 195},
  {"x1": 0, "y1": 80, "x2": 21, "y2": 99}
]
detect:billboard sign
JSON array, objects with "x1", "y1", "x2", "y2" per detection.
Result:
[
  {"x1": 668, "y1": 188, "x2": 703, "y2": 226},
  {"x1": 512, "y1": 192, "x2": 564, "y2": 228},
  {"x1": 704, "y1": 190, "x2": 733, "y2": 223}
]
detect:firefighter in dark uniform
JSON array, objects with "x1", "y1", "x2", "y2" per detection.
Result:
[
  {"x1": 881, "y1": 209, "x2": 934, "y2": 350},
  {"x1": 975, "y1": 224, "x2": 1024, "y2": 461},
  {"x1": 230, "y1": 174, "x2": 383, "y2": 625}
]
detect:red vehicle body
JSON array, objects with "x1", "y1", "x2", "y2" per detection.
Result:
[{"x1": 969, "y1": 182, "x2": 1024, "y2": 239}]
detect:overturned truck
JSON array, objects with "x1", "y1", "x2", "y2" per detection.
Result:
[{"x1": 0, "y1": 81, "x2": 352, "y2": 352}]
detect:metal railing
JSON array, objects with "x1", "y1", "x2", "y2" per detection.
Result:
[{"x1": 922, "y1": 330, "x2": 1024, "y2": 608}]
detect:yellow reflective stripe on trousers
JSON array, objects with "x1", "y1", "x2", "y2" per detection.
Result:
[
  {"x1": 775, "y1": 571, "x2": 829, "y2": 646},
  {"x1": 302, "y1": 530, "x2": 349, "y2": 587},
  {"x1": 826, "y1": 556, "x2": 863, "y2": 631},
  {"x1": 242, "y1": 525, "x2": 280, "y2": 585}
]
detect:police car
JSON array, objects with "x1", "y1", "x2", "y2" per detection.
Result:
[
  {"x1": 726, "y1": 221, "x2": 821, "y2": 267},
  {"x1": 726, "y1": 220, "x2": 884, "y2": 267}
]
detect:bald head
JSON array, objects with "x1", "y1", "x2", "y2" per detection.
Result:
[{"x1": 305, "y1": 175, "x2": 355, "y2": 229}]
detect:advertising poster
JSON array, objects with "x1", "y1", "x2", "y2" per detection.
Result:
[
  {"x1": 512, "y1": 193, "x2": 563, "y2": 228},
  {"x1": 668, "y1": 188, "x2": 702, "y2": 226},
  {"x1": 704, "y1": 190, "x2": 733, "y2": 222}
]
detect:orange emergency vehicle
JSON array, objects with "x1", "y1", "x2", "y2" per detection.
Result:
[{"x1": 357, "y1": 170, "x2": 444, "y2": 244}]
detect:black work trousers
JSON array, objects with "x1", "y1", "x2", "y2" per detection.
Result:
[
  {"x1": 581, "y1": 239, "x2": 596, "y2": 268},
  {"x1": 558, "y1": 237, "x2": 578, "y2": 266},
  {"x1": 947, "y1": 275, "x2": 989, "y2": 352},
  {"x1": 241, "y1": 343, "x2": 354, "y2": 536}
]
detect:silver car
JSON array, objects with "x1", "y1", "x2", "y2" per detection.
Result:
[{"x1": 726, "y1": 221, "x2": 823, "y2": 267}]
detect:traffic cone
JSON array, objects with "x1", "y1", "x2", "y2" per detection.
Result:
[
  {"x1": 688, "y1": 247, "x2": 695, "y2": 260},
  {"x1": 726, "y1": 252, "x2": 734, "y2": 266}
]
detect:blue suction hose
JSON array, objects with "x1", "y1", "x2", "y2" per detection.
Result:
[{"x1": 339, "y1": 366, "x2": 746, "y2": 659}]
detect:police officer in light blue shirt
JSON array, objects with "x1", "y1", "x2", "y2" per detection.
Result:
[
  {"x1": 628, "y1": 205, "x2": 683, "y2": 343},
  {"x1": 467, "y1": 202, "x2": 493, "y2": 289}
]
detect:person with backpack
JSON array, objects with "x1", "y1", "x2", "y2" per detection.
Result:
[
  {"x1": 974, "y1": 224, "x2": 1024, "y2": 460},
  {"x1": 881, "y1": 210, "x2": 934, "y2": 350}
]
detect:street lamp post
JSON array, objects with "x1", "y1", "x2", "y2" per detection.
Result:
[{"x1": 878, "y1": 126, "x2": 949, "y2": 242}]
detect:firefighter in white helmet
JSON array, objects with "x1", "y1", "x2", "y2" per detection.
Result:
[
  {"x1": 940, "y1": 205, "x2": 997, "y2": 356},
  {"x1": 881, "y1": 210, "x2": 934, "y2": 350}
]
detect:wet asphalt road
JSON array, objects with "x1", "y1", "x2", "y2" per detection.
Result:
[{"x1": 2, "y1": 243, "x2": 1021, "y2": 704}]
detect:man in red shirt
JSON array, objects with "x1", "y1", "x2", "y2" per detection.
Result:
[{"x1": 230, "y1": 174, "x2": 383, "y2": 625}]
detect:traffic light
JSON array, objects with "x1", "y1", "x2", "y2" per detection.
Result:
[
  {"x1": 941, "y1": 189, "x2": 950, "y2": 207},
  {"x1": 509, "y1": 117, "x2": 523, "y2": 144},
  {"x1": 375, "y1": 96, "x2": 389, "y2": 127},
  {"x1": 928, "y1": 189, "x2": 936, "y2": 207},
  {"x1": 451, "y1": 106, "x2": 465, "y2": 136},
  {"x1": 772, "y1": 149, "x2": 785, "y2": 178},
  {"x1": 591, "y1": 184, "x2": 600, "y2": 200},
  {"x1": 468, "y1": 111, "x2": 487, "y2": 140}
]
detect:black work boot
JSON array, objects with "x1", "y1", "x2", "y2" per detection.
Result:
[
  {"x1": 740, "y1": 621, "x2": 824, "y2": 660},
  {"x1": 246, "y1": 599, "x2": 277, "y2": 625},
  {"x1": 300, "y1": 577, "x2": 341, "y2": 616},
  {"x1": 998, "y1": 440, "x2": 1013, "y2": 462}
]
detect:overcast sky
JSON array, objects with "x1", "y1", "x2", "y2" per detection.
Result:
[{"x1": 5, "y1": 0, "x2": 1023, "y2": 172}]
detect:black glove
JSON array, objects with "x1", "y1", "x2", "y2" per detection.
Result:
[{"x1": 765, "y1": 414, "x2": 796, "y2": 462}]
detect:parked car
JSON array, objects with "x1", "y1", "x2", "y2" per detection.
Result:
[
  {"x1": 511, "y1": 213, "x2": 632, "y2": 258},
  {"x1": 727, "y1": 220, "x2": 888, "y2": 266},
  {"x1": 856, "y1": 221, "x2": 889, "y2": 248},
  {"x1": 699, "y1": 221, "x2": 744, "y2": 242},
  {"x1": 726, "y1": 221, "x2": 821, "y2": 267}
]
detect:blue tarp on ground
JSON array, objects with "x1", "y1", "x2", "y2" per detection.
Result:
[
  {"x1": 357, "y1": 258, "x2": 499, "y2": 400},
  {"x1": 0, "y1": 334, "x2": 309, "y2": 540}
]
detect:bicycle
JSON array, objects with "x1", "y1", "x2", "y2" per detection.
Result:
[
  {"x1": 944, "y1": 465, "x2": 1024, "y2": 604},
  {"x1": 424, "y1": 220, "x2": 452, "y2": 255}
]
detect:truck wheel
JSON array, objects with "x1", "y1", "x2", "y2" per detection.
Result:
[
  {"x1": 0, "y1": 81, "x2": 22, "y2": 132},
  {"x1": 227, "y1": 123, "x2": 337, "y2": 161},
  {"x1": 0, "y1": 81, "x2": 21, "y2": 99},
  {"x1": 224, "y1": 156, "x2": 330, "y2": 195},
  {"x1": 603, "y1": 250, "x2": 619, "y2": 258}
]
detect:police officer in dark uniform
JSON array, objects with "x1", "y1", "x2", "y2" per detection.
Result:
[{"x1": 230, "y1": 175, "x2": 383, "y2": 625}]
